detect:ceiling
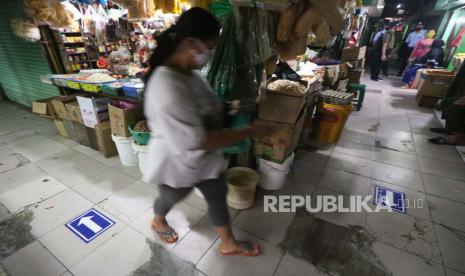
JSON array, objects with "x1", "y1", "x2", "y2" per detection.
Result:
[{"x1": 381, "y1": 0, "x2": 436, "y2": 18}]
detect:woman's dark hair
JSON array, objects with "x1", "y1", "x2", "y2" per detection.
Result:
[
  {"x1": 432, "y1": 39, "x2": 445, "y2": 48},
  {"x1": 145, "y1": 8, "x2": 220, "y2": 81}
]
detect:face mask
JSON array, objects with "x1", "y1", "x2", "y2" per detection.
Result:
[{"x1": 189, "y1": 39, "x2": 211, "y2": 68}]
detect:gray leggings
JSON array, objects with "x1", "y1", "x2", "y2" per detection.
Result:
[{"x1": 154, "y1": 176, "x2": 230, "y2": 227}]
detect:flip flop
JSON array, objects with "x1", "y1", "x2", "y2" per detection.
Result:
[
  {"x1": 428, "y1": 137, "x2": 457, "y2": 146},
  {"x1": 151, "y1": 220, "x2": 178, "y2": 243},
  {"x1": 220, "y1": 241, "x2": 260, "y2": 257},
  {"x1": 430, "y1": 127, "x2": 450, "y2": 134}
]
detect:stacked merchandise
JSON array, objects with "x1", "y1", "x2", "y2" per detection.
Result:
[
  {"x1": 254, "y1": 78, "x2": 310, "y2": 190},
  {"x1": 340, "y1": 46, "x2": 366, "y2": 84}
]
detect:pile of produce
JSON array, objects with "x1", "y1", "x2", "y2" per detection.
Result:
[
  {"x1": 134, "y1": 120, "x2": 150, "y2": 132},
  {"x1": 267, "y1": 79, "x2": 306, "y2": 96},
  {"x1": 85, "y1": 73, "x2": 117, "y2": 83}
]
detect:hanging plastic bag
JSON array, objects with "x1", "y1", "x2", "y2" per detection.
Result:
[
  {"x1": 10, "y1": 17, "x2": 41, "y2": 42},
  {"x1": 83, "y1": 5, "x2": 97, "y2": 33},
  {"x1": 24, "y1": 0, "x2": 75, "y2": 28},
  {"x1": 95, "y1": 5, "x2": 109, "y2": 45}
]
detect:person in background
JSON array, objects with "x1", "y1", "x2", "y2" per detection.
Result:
[
  {"x1": 409, "y1": 29, "x2": 436, "y2": 60},
  {"x1": 370, "y1": 22, "x2": 395, "y2": 81},
  {"x1": 398, "y1": 24, "x2": 425, "y2": 76},
  {"x1": 382, "y1": 23, "x2": 396, "y2": 76},
  {"x1": 401, "y1": 39, "x2": 445, "y2": 88},
  {"x1": 143, "y1": 8, "x2": 272, "y2": 256}
]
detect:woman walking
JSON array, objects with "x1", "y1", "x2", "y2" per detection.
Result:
[{"x1": 143, "y1": 7, "x2": 270, "y2": 257}]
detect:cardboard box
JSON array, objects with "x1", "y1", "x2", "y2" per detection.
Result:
[
  {"x1": 416, "y1": 70, "x2": 455, "y2": 98},
  {"x1": 259, "y1": 80, "x2": 308, "y2": 124},
  {"x1": 63, "y1": 119, "x2": 76, "y2": 140},
  {"x1": 72, "y1": 121, "x2": 98, "y2": 150},
  {"x1": 346, "y1": 58, "x2": 365, "y2": 69},
  {"x1": 416, "y1": 95, "x2": 441, "y2": 108},
  {"x1": 53, "y1": 119, "x2": 68, "y2": 137},
  {"x1": 341, "y1": 46, "x2": 366, "y2": 61},
  {"x1": 348, "y1": 69, "x2": 365, "y2": 84},
  {"x1": 323, "y1": 65, "x2": 341, "y2": 87},
  {"x1": 51, "y1": 95, "x2": 78, "y2": 120},
  {"x1": 254, "y1": 110, "x2": 305, "y2": 163},
  {"x1": 32, "y1": 97, "x2": 59, "y2": 119},
  {"x1": 96, "y1": 121, "x2": 117, "y2": 158},
  {"x1": 76, "y1": 96, "x2": 110, "y2": 128},
  {"x1": 108, "y1": 102, "x2": 143, "y2": 138},
  {"x1": 65, "y1": 102, "x2": 84, "y2": 124}
]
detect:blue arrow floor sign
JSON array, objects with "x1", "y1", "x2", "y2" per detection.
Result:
[
  {"x1": 374, "y1": 186, "x2": 407, "y2": 213},
  {"x1": 66, "y1": 208, "x2": 115, "y2": 243}
]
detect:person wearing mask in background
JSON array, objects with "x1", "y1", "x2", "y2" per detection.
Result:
[
  {"x1": 409, "y1": 29, "x2": 436, "y2": 60},
  {"x1": 371, "y1": 22, "x2": 394, "y2": 81},
  {"x1": 398, "y1": 24, "x2": 425, "y2": 76},
  {"x1": 143, "y1": 8, "x2": 272, "y2": 256}
]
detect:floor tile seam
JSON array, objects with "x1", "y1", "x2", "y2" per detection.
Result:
[
  {"x1": 371, "y1": 235, "x2": 443, "y2": 266},
  {"x1": 170, "y1": 213, "x2": 210, "y2": 253},
  {"x1": 330, "y1": 150, "x2": 421, "y2": 172},
  {"x1": 424, "y1": 191, "x2": 465, "y2": 206},
  {"x1": 64, "y1": 224, "x2": 130, "y2": 273},
  {"x1": 34, "y1": 239, "x2": 70, "y2": 275},
  {"x1": 2, "y1": 188, "x2": 69, "y2": 217}
]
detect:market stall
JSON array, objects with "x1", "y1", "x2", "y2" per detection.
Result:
[{"x1": 21, "y1": 0, "x2": 368, "y2": 208}]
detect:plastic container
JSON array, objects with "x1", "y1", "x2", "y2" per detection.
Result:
[
  {"x1": 66, "y1": 80, "x2": 81, "y2": 90},
  {"x1": 257, "y1": 153, "x2": 294, "y2": 191},
  {"x1": 112, "y1": 134, "x2": 137, "y2": 166},
  {"x1": 226, "y1": 167, "x2": 260, "y2": 210},
  {"x1": 128, "y1": 124, "x2": 150, "y2": 145},
  {"x1": 123, "y1": 82, "x2": 144, "y2": 98},
  {"x1": 132, "y1": 141, "x2": 149, "y2": 174},
  {"x1": 102, "y1": 83, "x2": 124, "y2": 96},
  {"x1": 79, "y1": 81, "x2": 116, "y2": 93},
  {"x1": 313, "y1": 103, "x2": 352, "y2": 144}
]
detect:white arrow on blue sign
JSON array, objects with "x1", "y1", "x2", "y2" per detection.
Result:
[
  {"x1": 65, "y1": 208, "x2": 115, "y2": 243},
  {"x1": 374, "y1": 186, "x2": 406, "y2": 213}
]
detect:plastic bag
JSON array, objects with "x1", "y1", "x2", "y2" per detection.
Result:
[
  {"x1": 10, "y1": 17, "x2": 40, "y2": 42},
  {"x1": 83, "y1": 5, "x2": 97, "y2": 33},
  {"x1": 24, "y1": 0, "x2": 75, "y2": 28},
  {"x1": 95, "y1": 5, "x2": 109, "y2": 45}
]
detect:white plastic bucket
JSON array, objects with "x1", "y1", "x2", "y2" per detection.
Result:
[
  {"x1": 226, "y1": 167, "x2": 260, "y2": 210},
  {"x1": 257, "y1": 153, "x2": 294, "y2": 191},
  {"x1": 132, "y1": 141, "x2": 149, "y2": 175},
  {"x1": 111, "y1": 134, "x2": 137, "y2": 166}
]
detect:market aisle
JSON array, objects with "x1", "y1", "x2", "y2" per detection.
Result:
[{"x1": 1, "y1": 75, "x2": 465, "y2": 276}]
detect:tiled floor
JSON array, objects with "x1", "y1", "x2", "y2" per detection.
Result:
[{"x1": 1, "y1": 76, "x2": 465, "y2": 276}]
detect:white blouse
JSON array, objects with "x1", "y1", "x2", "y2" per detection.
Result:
[{"x1": 143, "y1": 66, "x2": 228, "y2": 187}]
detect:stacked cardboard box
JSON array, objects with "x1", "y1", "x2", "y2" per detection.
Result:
[
  {"x1": 341, "y1": 46, "x2": 366, "y2": 84},
  {"x1": 255, "y1": 80, "x2": 308, "y2": 163},
  {"x1": 416, "y1": 70, "x2": 455, "y2": 107},
  {"x1": 108, "y1": 102, "x2": 143, "y2": 138},
  {"x1": 34, "y1": 95, "x2": 117, "y2": 158}
]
